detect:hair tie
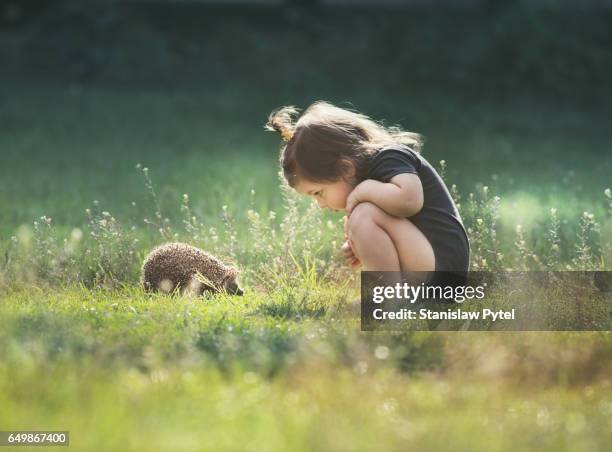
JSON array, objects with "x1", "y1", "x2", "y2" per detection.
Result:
[{"x1": 280, "y1": 127, "x2": 294, "y2": 143}]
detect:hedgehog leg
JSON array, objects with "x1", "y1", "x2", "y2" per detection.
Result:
[
  {"x1": 142, "y1": 280, "x2": 152, "y2": 292},
  {"x1": 189, "y1": 272, "x2": 216, "y2": 296},
  {"x1": 181, "y1": 274, "x2": 208, "y2": 297},
  {"x1": 197, "y1": 281, "x2": 217, "y2": 296},
  {"x1": 158, "y1": 278, "x2": 177, "y2": 294}
]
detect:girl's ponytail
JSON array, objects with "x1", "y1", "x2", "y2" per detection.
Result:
[{"x1": 265, "y1": 106, "x2": 300, "y2": 143}]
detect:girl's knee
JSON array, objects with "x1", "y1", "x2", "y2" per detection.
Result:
[
  {"x1": 347, "y1": 203, "x2": 381, "y2": 239},
  {"x1": 347, "y1": 202, "x2": 385, "y2": 232},
  {"x1": 348, "y1": 202, "x2": 410, "y2": 237}
]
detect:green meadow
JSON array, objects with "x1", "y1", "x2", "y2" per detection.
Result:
[{"x1": 1, "y1": 4, "x2": 612, "y2": 451}]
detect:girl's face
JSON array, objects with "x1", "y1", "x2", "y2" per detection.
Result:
[{"x1": 295, "y1": 178, "x2": 355, "y2": 212}]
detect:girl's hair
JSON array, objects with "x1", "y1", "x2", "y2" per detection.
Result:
[{"x1": 265, "y1": 101, "x2": 422, "y2": 187}]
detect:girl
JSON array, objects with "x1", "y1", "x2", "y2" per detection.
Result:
[{"x1": 265, "y1": 101, "x2": 470, "y2": 274}]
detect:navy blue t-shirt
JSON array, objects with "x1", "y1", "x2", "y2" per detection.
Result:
[{"x1": 366, "y1": 145, "x2": 470, "y2": 272}]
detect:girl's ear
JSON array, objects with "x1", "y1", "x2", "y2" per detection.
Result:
[{"x1": 339, "y1": 159, "x2": 357, "y2": 181}]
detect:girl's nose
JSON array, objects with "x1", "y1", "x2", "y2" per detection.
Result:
[{"x1": 316, "y1": 198, "x2": 327, "y2": 209}]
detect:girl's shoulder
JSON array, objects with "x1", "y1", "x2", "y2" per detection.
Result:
[
  {"x1": 370, "y1": 143, "x2": 423, "y2": 167},
  {"x1": 367, "y1": 144, "x2": 423, "y2": 182}
]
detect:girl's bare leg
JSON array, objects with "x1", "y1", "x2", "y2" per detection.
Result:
[{"x1": 347, "y1": 202, "x2": 435, "y2": 272}]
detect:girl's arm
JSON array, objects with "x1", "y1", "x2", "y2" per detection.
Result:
[{"x1": 345, "y1": 174, "x2": 424, "y2": 217}]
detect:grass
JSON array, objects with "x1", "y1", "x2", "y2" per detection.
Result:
[{"x1": 1, "y1": 287, "x2": 611, "y2": 451}]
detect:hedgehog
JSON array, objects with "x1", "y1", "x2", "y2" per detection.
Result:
[{"x1": 140, "y1": 242, "x2": 243, "y2": 296}]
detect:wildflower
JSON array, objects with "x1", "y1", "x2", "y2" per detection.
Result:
[
  {"x1": 354, "y1": 361, "x2": 368, "y2": 375},
  {"x1": 70, "y1": 228, "x2": 83, "y2": 242},
  {"x1": 375, "y1": 345, "x2": 390, "y2": 360},
  {"x1": 247, "y1": 210, "x2": 259, "y2": 221}
]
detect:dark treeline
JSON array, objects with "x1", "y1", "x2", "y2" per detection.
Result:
[{"x1": 1, "y1": 0, "x2": 611, "y2": 106}]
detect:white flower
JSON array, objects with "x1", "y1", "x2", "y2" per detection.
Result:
[
  {"x1": 375, "y1": 346, "x2": 390, "y2": 360},
  {"x1": 70, "y1": 228, "x2": 83, "y2": 242}
]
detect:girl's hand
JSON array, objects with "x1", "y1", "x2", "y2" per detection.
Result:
[
  {"x1": 341, "y1": 239, "x2": 361, "y2": 268},
  {"x1": 342, "y1": 216, "x2": 360, "y2": 268},
  {"x1": 343, "y1": 214, "x2": 349, "y2": 238}
]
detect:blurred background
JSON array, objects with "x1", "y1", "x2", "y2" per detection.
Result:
[
  {"x1": 1, "y1": 5, "x2": 611, "y2": 448},
  {"x1": 1, "y1": 0, "x2": 611, "y2": 238}
]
